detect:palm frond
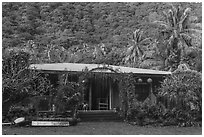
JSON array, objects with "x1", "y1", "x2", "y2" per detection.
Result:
[
  {"x1": 168, "y1": 9, "x2": 174, "y2": 27},
  {"x1": 162, "y1": 11, "x2": 170, "y2": 25},
  {"x1": 179, "y1": 14, "x2": 188, "y2": 30},
  {"x1": 180, "y1": 33, "x2": 192, "y2": 40},
  {"x1": 137, "y1": 30, "x2": 144, "y2": 42},
  {"x1": 133, "y1": 29, "x2": 140, "y2": 41},
  {"x1": 177, "y1": 5, "x2": 183, "y2": 21},
  {"x1": 132, "y1": 49, "x2": 136, "y2": 57},
  {"x1": 136, "y1": 46, "x2": 144, "y2": 57},
  {"x1": 170, "y1": 5, "x2": 178, "y2": 26},
  {"x1": 183, "y1": 7, "x2": 191, "y2": 16},
  {"x1": 172, "y1": 14, "x2": 177, "y2": 27},
  {"x1": 167, "y1": 35, "x2": 175, "y2": 47},
  {"x1": 180, "y1": 33, "x2": 192, "y2": 47},
  {"x1": 170, "y1": 3, "x2": 177, "y2": 15},
  {"x1": 180, "y1": 8, "x2": 190, "y2": 22},
  {"x1": 126, "y1": 45, "x2": 134, "y2": 56},
  {"x1": 180, "y1": 7, "x2": 192, "y2": 27}
]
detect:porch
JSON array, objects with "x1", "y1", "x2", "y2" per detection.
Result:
[{"x1": 83, "y1": 76, "x2": 119, "y2": 111}]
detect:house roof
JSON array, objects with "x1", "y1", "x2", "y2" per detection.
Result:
[{"x1": 29, "y1": 63, "x2": 171, "y2": 75}]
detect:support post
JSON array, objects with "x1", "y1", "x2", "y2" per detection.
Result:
[
  {"x1": 89, "y1": 80, "x2": 92, "y2": 110},
  {"x1": 147, "y1": 78, "x2": 156, "y2": 106},
  {"x1": 109, "y1": 80, "x2": 112, "y2": 110},
  {"x1": 149, "y1": 83, "x2": 155, "y2": 105}
]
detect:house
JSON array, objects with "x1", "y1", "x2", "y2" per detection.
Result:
[{"x1": 30, "y1": 63, "x2": 171, "y2": 112}]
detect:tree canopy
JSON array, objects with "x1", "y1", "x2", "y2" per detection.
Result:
[{"x1": 2, "y1": 2, "x2": 202, "y2": 71}]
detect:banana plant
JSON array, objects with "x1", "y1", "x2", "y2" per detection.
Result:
[
  {"x1": 153, "y1": 4, "x2": 202, "y2": 70},
  {"x1": 154, "y1": 5, "x2": 202, "y2": 70}
]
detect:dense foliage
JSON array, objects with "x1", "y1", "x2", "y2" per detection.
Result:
[
  {"x1": 152, "y1": 5, "x2": 202, "y2": 71},
  {"x1": 2, "y1": 2, "x2": 202, "y2": 71},
  {"x1": 54, "y1": 82, "x2": 82, "y2": 118},
  {"x1": 2, "y1": 50, "x2": 52, "y2": 107},
  {"x1": 157, "y1": 65, "x2": 202, "y2": 126},
  {"x1": 158, "y1": 66, "x2": 202, "y2": 110},
  {"x1": 2, "y1": 50, "x2": 53, "y2": 123},
  {"x1": 118, "y1": 74, "x2": 158, "y2": 125},
  {"x1": 120, "y1": 65, "x2": 202, "y2": 127}
]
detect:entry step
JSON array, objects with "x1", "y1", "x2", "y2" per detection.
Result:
[{"x1": 77, "y1": 110, "x2": 122, "y2": 122}]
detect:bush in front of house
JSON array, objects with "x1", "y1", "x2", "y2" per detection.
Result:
[
  {"x1": 2, "y1": 50, "x2": 53, "y2": 125},
  {"x1": 126, "y1": 98, "x2": 164, "y2": 126},
  {"x1": 3, "y1": 50, "x2": 52, "y2": 107},
  {"x1": 2, "y1": 104, "x2": 36, "y2": 126},
  {"x1": 157, "y1": 68, "x2": 202, "y2": 126},
  {"x1": 54, "y1": 82, "x2": 82, "y2": 118},
  {"x1": 121, "y1": 67, "x2": 202, "y2": 127}
]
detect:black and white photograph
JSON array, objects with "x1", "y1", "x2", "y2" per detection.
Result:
[{"x1": 2, "y1": 1, "x2": 202, "y2": 135}]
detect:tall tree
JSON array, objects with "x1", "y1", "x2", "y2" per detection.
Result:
[
  {"x1": 124, "y1": 29, "x2": 151, "y2": 67},
  {"x1": 153, "y1": 4, "x2": 202, "y2": 70},
  {"x1": 2, "y1": 50, "x2": 51, "y2": 106}
]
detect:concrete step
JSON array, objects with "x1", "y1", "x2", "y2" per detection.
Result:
[{"x1": 77, "y1": 110, "x2": 122, "y2": 122}]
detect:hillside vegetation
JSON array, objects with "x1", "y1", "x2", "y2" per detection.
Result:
[{"x1": 2, "y1": 2, "x2": 202, "y2": 71}]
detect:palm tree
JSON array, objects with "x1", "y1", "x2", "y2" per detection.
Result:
[
  {"x1": 124, "y1": 29, "x2": 151, "y2": 67},
  {"x1": 139, "y1": 39, "x2": 166, "y2": 70},
  {"x1": 153, "y1": 4, "x2": 202, "y2": 70}
]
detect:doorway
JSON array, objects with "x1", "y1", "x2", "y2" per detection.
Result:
[{"x1": 84, "y1": 76, "x2": 112, "y2": 110}]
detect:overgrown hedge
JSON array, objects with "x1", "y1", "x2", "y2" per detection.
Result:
[
  {"x1": 119, "y1": 68, "x2": 202, "y2": 127},
  {"x1": 157, "y1": 69, "x2": 202, "y2": 126}
]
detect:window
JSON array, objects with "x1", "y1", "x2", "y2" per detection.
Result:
[{"x1": 135, "y1": 84, "x2": 150, "y2": 102}]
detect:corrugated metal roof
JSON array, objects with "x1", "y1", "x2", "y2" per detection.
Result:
[{"x1": 29, "y1": 63, "x2": 171, "y2": 75}]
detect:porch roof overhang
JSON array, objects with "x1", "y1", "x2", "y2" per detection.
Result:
[{"x1": 29, "y1": 63, "x2": 171, "y2": 75}]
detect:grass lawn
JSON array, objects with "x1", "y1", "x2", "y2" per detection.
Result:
[{"x1": 2, "y1": 122, "x2": 202, "y2": 135}]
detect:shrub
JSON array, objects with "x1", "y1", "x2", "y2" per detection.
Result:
[
  {"x1": 54, "y1": 82, "x2": 82, "y2": 118},
  {"x1": 126, "y1": 98, "x2": 165, "y2": 126},
  {"x1": 157, "y1": 68, "x2": 202, "y2": 126},
  {"x1": 2, "y1": 50, "x2": 52, "y2": 113},
  {"x1": 123, "y1": 66, "x2": 202, "y2": 127},
  {"x1": 3, "y1": 104, "x2": 36, "y2": 123}
]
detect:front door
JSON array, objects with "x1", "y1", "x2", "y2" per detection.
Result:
[{"x1": 91, "y1": 77, "x2": 110, "y2": 110}]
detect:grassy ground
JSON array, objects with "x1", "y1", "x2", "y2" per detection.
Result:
[{"x1": 2, "y1": 122, "x2": 202, "y2": 135}]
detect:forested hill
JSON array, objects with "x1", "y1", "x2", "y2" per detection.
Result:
[{"x1": 2, "y1": 2, "x2": 202, "y2": 71}]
